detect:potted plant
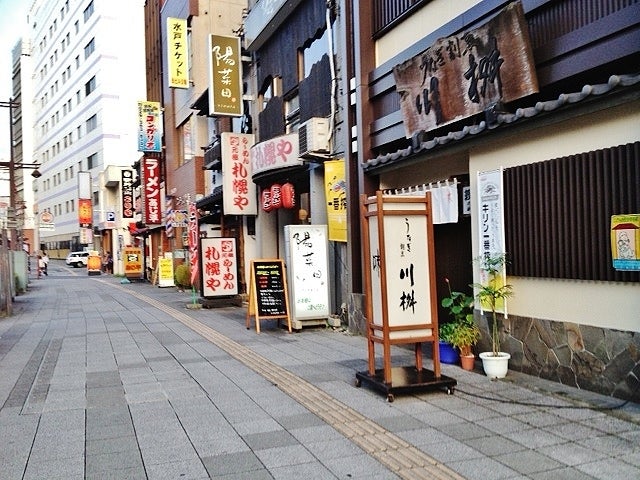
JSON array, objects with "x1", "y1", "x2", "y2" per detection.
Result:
[
  {"x1": 473, "y1": 253, "x2": 514, "y2": 378},
  {"x1": 438, "y1": 321, "x2": 460, "y2": 364},
  {"x1": 439, "y1": 278, "x2": 479, "y2": 368}
]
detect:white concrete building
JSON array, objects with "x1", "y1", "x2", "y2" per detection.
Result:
[{"x1": 30, "y1": 0, "x2": 146, "y2": 257}]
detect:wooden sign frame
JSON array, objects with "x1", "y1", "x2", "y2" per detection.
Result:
[{"x1": 246, "y1": 259, "x2": 292, "y2": 333}]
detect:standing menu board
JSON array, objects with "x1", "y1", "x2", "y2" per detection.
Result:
[{"x1": 246, "y1": 259, "x2": 291, "y2": 333}]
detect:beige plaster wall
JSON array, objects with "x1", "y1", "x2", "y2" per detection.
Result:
[
  {"x1": 376, "y1": 0, "x2": 482, "y2": 66},
  {"x1": 470, "y1": 100, "x2": 640, "y2": 333}
]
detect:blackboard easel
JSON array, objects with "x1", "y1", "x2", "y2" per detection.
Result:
[{"x1": 246, "y1": 259, "x2": 292, "y2": 333}]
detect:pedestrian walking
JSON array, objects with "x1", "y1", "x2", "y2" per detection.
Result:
[
  {"x1": 42, "y1": 251, "x2": 49, "y2": 276},
  {"x1": 37, "y1": 255, "x2": 46, "y2": 278}
]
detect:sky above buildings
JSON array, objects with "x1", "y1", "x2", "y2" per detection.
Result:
[{"x1": 0, "y1": 0, "x2": 29, "y2": 170}]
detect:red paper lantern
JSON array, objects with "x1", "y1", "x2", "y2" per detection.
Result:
[
  {"x1": 270, "y1": 183, "x2": 282, "y2": 209},
  {"x1": 261, "y1": 188, "x2": 273, "y2": 212},
  {"x1": 281, "y1": 182, "x2": 295, "y2": 209}
]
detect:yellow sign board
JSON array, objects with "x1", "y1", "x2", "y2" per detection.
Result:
[
  {"x1": 158, "y1": 258, "x2": 175, "y2": 287},
  {"x1": 167, "y1": 17, "x2": 189, "y2": 88},
  {"x1": 123, "y1": 246, "x2": 143, "y2": 279}
]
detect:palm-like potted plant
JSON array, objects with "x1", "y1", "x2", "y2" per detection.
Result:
[
  {"x1": 473, "y1": 253, "x2": 514, "y2": 378},
  {"x1": 440, "y1": 279, "x2": 480, "y2": 369}
]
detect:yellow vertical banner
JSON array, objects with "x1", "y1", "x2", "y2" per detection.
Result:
[
  {"x1": 167, "y1": 17, "x2": 189, "y2": 89},
  {"x1": 324, "y1": 159, "x2": 347, "y2": 242}
]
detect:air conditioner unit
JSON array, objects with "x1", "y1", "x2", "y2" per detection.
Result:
[{"x1": 298, "y1": 117, "x2": 329, "y2": 157}]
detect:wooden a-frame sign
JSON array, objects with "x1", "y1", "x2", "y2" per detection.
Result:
[{"x1": 246, "y1": 259, "x2": 292, "y2": 333}]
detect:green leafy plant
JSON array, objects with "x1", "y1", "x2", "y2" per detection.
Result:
[
  {"x1": 472, "y1": 253, "x2": 514, "y2": 356},
  {"x1": 174, "y1": 263, "x2": 191, "y2": 289},
  {"x1": 440, "y1": 278, "x2": 480, "y2": 356}
]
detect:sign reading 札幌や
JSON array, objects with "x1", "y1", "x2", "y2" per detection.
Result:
[
  {"x1": 222, "y1": 132, "x2": 257, "y2": 215},
  {"x1": 200, "y1": 237, "x2": 238, "y2": 297}
]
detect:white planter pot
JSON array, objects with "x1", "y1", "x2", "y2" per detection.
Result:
[{"x1": 479, "y1": 352, "x2": 511, "y2": 379}]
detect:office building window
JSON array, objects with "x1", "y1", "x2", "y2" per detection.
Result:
[
  {"x1": 86, "y1": 114, "x2": 97, "y2": 132},
  {"x1": 84, "y1": 38, "x2": 95, "y2": 59}
]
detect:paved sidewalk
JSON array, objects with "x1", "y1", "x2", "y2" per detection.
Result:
[{"x1": 0, "y1": 261, "x2": 638, "y2": 479}]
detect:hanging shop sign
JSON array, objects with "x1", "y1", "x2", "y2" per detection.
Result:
[
  {"x1": 143, "y1": 157, "x2": 161, "y2": 225},
  {"x1": 221, "y1": 132, "x2": 257, "y2": 215},
  {"x1": 167, "y1": 17, "x2": 189, "y2": 89},
  {"x1": 393, "y1": 1, "x2": 538, "y2": 138},
  {"x1": 137, "y1": 101, "x2": 162, "y2": 152},
  {"x1": 611, "y1": 214, "x2": 640, "y2": 271},
  {"x1": 200, "y1": 237, "x2": 238, "y2": 297},
  {"x1": 208, "y1": 34, "x2": 243, "y2": 116},
  {"x1": 250, "y1": 133, "x2": 301, "y2": 176},
  {"x1": 270, "y1": 183, "x2": 282, "y2": 209},
  {"x1": 324, "y1": 159, "x2": 347, "y2": 242},
  {"x1": 121, "y1": 169, "x2": 135, "y2": 218}
]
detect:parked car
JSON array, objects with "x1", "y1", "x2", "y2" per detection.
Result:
[{"x1": 65, "y1": 251, "x2": 89, "y2": 268}]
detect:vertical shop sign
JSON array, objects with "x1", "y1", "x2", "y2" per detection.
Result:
[
  {"x1": 78, "y1": 171, "x2": 92, "y2": 229},
  {"x1": 611, "y1": 214, "x2": 640, "y2": 271},
  {"x1": 200, "y1": 238, "x2": 238, "y2": 297},
  {"x1": 187, "y1": 201, "x2": 199, "y2": 286},
  {"x1": 121, "y1": 169, "x2": 134, "y2": 218},
  {"x1": 137, "y1": 101, "x2": 162, "y2": 152},
  {"x1": 221, "y1": 132, "x2": 256, "y2": 215},
  {"x1": 167, "y1": 17, "x2": 189, "y2": 89},
  {"x1": 143, "y1": 157, "x2": 161, "y2": 225},
  {"x1": 208, "y1": 34, "x2": 242, "y2": 116},
  {"x1": 324, "y1": 159, "x2": 347, "y2": 242},
  {"x1": 477, "y1": 169, "x2": 505, "y2": 258},
  {"x1": 284, "y1": 225, "x2": 330, "y2": 320}
]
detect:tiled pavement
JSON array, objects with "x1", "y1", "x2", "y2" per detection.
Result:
[{"x1": 0, "y1": 260, "x2": 638, "y2": 479}]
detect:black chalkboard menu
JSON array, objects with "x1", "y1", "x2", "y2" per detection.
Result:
[{"x1": 246, "y1": 259, "x2": 291, "y2": 333}]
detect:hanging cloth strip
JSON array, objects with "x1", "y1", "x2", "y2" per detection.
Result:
[{"x1": 382, "y1": 179, "x2": 459, "y2": 224}]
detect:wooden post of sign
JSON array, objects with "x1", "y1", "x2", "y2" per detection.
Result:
[{"x1": 246, "y1": 259, "x2": 292, "y2": 333}]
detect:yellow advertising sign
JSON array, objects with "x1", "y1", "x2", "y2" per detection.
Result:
[
  {"x1": 167, "y1": 18, "x2": 189, "y2": 89},
  {"x1": 611, "y1": 214, "x2": 640, "y2": 271},
  {"x1": 123, "y1": 246, "x2": 143, "y2": 278},
  {"x1": 158, "y1": 258, "x2": 175, "y2": 287},
  {"x1": 324, "y1": 159, "x2": 347, "y2": 242},
  {"x1": 208, "y1": 34, "x2": 243, "y2": 116}
]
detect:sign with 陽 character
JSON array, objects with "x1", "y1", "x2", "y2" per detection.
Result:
[
  {"x1": 393, "y1": 1, "x2": 538, "y2": 138},
  {"x1": 208, "y1": 34, "x2": 243, "y2": 116},
  {"x1": 200, "y1": 237, "x2": 238, "y2": 297}
]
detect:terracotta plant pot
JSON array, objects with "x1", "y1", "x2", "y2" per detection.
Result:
[{"x1": 460, "y1": 354, "x2": 476, "y2": 371}]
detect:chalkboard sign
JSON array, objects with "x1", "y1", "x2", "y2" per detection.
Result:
[{"x1": 246, "y1": 259, "x2": 291, "y2": 333}]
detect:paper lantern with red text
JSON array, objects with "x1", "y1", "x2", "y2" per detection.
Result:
[
  {"x1": 261, "y1": 188, "x2": 273, "y2": 212},
  {"x1": 270, "y1": 183, "x2": 282, "y2": 209},
  {"x1": 281, "y1": 182, "x2": 295, "y2": 209}
]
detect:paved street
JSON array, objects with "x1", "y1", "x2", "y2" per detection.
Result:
[{"x1": 1, "y1": 259, "x2": 639, "y2": 479}]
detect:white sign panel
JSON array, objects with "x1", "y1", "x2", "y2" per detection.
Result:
[
  {"x1": 477, "y1": 169, "x2": 505, "y2": 257},
  {"x1": 285, "y1": 225, "x2": 330, "y2": 320},
  {"x1": 250, "y1": 133, "x2": 302, "y2": 176},
  {"x1": 368, "y1": 200, "x2": 433, "y2": 339},
  {"x1": 222, "y1": 132, "x2": 257, "y2": 215},
  {"x1": 200, "y1": 237, "x2": 238, "y2": 297}
]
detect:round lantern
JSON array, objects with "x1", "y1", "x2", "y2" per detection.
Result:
[
  {"x1": 282, "y1": 182, "x2": 296, "y2": 209},
  {"x1": 270, "y1": 183, "x2": 282, "y2": 209},
  {"x1": 261, "y1": 188, "x2": 273, "y2": 212}
]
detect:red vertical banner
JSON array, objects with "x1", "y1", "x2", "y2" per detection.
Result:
[
  {"x1": 143, "y1": 157, "x2": 161, "y2": 225},
  {"x1": 78, "y1": 198, "x2": 93, "y2": 228},
  {"x1": 200, "y1": 238, "x2": 238, "y2": 297},
  {"x1": 188, "y1": 201, "x2": 199, "y2": 287}
]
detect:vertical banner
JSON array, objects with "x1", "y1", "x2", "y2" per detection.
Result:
[
  {"x1": 187, "y1": 201, "x2": 199, "y2": 286},
  {"x1": 200, "y1": 238, "x2": 238, "y2": 297},
  {"x1": 324, "y1": 159, "x2": 347, "y2": 242},
  {"x1": 222, "y1": 132, "x2": 256, "y2": 215},
  {"x1": 208, "y1": 34, "x2": 243, "y2": 116},
  {"x1": 121, "y1": 169, "x2": 134, "y2": 219},
  {"x1": 78, "y1": 171, "x2": 92, "y2": 229},
  {"x1": 477, "y1": 169, "x2": 505, "y2": 258},
  {"x1": 167, "y1": 17, "x2": 189, "y2": 89},
  {"x1": 143, "y1": 157, "x2": 161, "y2": 225},
  {"x1": 137, "y1": 101, "x2": 162, "y2": 152}
]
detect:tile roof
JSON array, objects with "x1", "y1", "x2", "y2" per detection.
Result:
[{"x1": 363, "y1": 73, "x2": 640, "y2": 171}]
